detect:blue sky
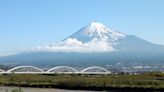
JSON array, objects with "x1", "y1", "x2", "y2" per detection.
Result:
[{"x1": 0, "y1": 0, "x2": 164, "y2": 55}]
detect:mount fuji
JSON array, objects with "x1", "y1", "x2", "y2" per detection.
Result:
[
  {"x1": 0, "y1": 22, "x2": 164, "y2": 67},
  {"x1": 34, "y1": 22, "x2": 164, "y2": 53}
]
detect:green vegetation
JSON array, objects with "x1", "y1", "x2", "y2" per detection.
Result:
[
  {"x1": 0, "y1": 73, "x2": 164, "y2": 91},
  {"x1": 11, "y1": 88, "x2": 23, "y2": 92}
]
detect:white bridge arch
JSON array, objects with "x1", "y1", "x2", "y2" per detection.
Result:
[
  {"x1": 47, "y1": 66, "x2": 79, "y2": 74},
  {"x1": 7, "y1": 66, "x2": 44, "y2": 74},
  {"x1": 81, "y1": 66, "x2": 110, "y2": 74},
  {"x1": 0, "y1": 66, "x2": 111, "y2": 74},
  {"x1": 0, "y1": 69, "x2": 5, "y2": 73}
]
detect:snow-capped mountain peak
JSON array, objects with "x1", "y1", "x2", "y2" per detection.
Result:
[
  {"x1": 35, "y1": 22, "x2": 129, "y2": 52},
  {"x1": 36, "y1": 22, "x2": 164, "y2": 53},
  {"x1": 69, "y1": 22, "x2": 126, "y2": 43},
  {"x1": 86, "y1": 22, "x2": 116, "y2": 35},
  {"x1": 87, "y1": 22, "x2": 125, "y2": 37}
]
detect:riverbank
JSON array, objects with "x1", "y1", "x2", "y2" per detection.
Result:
[
  {"x1": 0, "y1": 86, "x2": 96, "y2": 92},
  {"x1": 0, "y1": 73, "x2": 164, "y2": 92}
]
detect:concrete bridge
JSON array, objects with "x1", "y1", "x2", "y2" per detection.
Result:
[{"x1": 0, "y1": 66, "x2": 111, "y2": 74}]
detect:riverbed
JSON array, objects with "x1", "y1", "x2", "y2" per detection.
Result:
[{"x1": 0, "y1": 87, "x2": 98, "y2": 92}]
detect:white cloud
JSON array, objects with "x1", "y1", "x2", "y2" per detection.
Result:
[
  {"x1": 34, "y1": 38, "x2": 115, "y2": 53},
  {"x1": 0, "y1": 51, "x2": 21, "y2": 57}
]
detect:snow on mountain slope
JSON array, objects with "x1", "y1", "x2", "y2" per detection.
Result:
[
  {"x1": 35, "y1": 22, "x2": 126, "y2": 52},
  {"x1": 69, "y1": 22, "x2": 126, "y2": 43}
]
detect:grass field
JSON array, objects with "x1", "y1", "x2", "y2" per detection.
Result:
[{"x1": 0, "y1": 73, "x2": 164, "y2": 91}]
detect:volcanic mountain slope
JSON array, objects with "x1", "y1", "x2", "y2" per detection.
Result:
[
  {"x1": 35, "y1": 22, "x2": 164, "y2": 53},
  {"x1": 0, "y1": 22, "x2": 164, "y2": 66}
]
